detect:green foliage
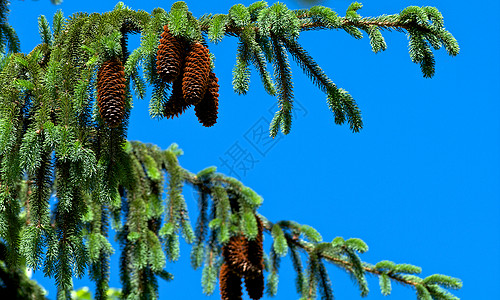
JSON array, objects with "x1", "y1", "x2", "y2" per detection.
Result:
[
  {"x1": 229, "y1": 4, "x2": 251, "y2": 27},
  {"x1": 232, "y1": 41, "x2": 252, "y2": 95},
  {"x1": 52, "y1": 10, "x2": 64, "y2": 38},
  {"x1": 266, "y1": 267, "x2": 279, "y2": 297},
  {"x1": 0, "y1": 0, "x2": 20, "y2": 53},
  {"x1": 306, "y1": 6, "x2": 341, "y2": 28},
  {"x1": 239, "y1": 27, "x2": 276, "y2": 96},
  {"x1": 126, "y1": 0, "x2": 460, "y2": 136},
  {"x1": 101, "y1": 31, "x2": 122, "y2": 59},
  {"x1": 258, "y1": 2, "x2": 300, "y2": 39},
  {"x1": 423, "y1": 274, "x2": 463, "y2": 290},
  {"x1": 379, "y1": 273, "x2": 391, "y2": 295},
  {"x1": 270, "y1": 37, "x2": 293, "y2": 136},
  {"x1": 300, "y1": 224, "x2": 322, "y2": 242},
  {"x1": 71, "y1": 286, "x2": 121, "y2": 300},
  {"x1": 38, "y1": 15, "x2": 52, "y2": 45},
  {"x1": 271, "y1": 223, "x2": 288, "y2": 256},
  {"x1": 201, "y1": 258, "x2": 218, "y2": 295},
  {"x1": 0, "y1": 243, "x2": 47, "y2": 299},
  {"x1": 0, "y1": 1, "x2": 462, "y2": 300},
  {"x1": 207, "y1": 14, "x2": 227, "y2": 43}
]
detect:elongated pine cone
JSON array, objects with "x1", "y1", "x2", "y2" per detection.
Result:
[
  {"x1": 244, "y1": 216, "x2": 265, "y2": 300},
  {"x1": 223, "y1": 235, "x2": 250, "y2": 276},
  {"x1": 97, "y1": 58, "x2": 126, "y2": 128},
  {"x1": 220, "y1": 263, "x2": 243, "y2": 300},
  {"x1": 244, "y1": 275, "x2": 264, "y2": 300},
  {"x1": 194, "y1": 71, "x2": 219, "y2": 127},
  {"x1": 246, "y1": 215, "x2": 264, "y2": 273},
  {"x1": 182, "y1": 42, "x2": 211, "y2": 105},
  {"x1": 156, "y1": 25, "x2": 186, "y2": 83},
  {"x1": 163, "y1": 75, "x2": 191, "y2": 118}
]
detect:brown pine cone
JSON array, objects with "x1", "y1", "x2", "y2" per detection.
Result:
[
  {"x1": 182, "y1": 42, "x2": 211, "y2": 105},
  {"x1": 97, "y1": 58, "x2": 126, "y2": 128},
  {"x1": 222, "y1": 235, "x2": 250, "y2": 276},
  {"x1": 163, "y1": 75, "x2": 191, "y2": 119},
  {"x1": 244, "y1": 215, "x2": 265, "y2": 300},
  {"x1": 220, "y1": 263, "x2": 243, "y2": 300},
  {"x1": 194, "y1": 71, "x2": 219, "y2": 127},
  {"x1": 156, "y1": 25, "x2": 186, "y2": 83},
  {"x1": 246, "y1": 215, "x2": 264, "y2": 273},
  {"x1": 244, "y1": 275, "x2": 265, "y2": 300}
]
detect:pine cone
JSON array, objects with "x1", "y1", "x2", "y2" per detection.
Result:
[
  {"x1": 246, "y1": 215, "x2": 264, "y2": 273},
  {"x1": 244, "y1": 275, "x2": 265, "y2": 300},
  {"x1": 182, "y1": 42, "x2": 211, "y2": 105},
  {"x1": 156, "y1": 25, "x2": 185, "y2": 83},
  {"x1": 244, "y1": 216, "x2": 265, "y2": 300},
  {"x1": 194, "y1": 71, "x2": 219, "y2": 127},
  {"x1": 223, "y1": 235, "x2": 250, "y2": 276},
  {"x1": 163, "y1": 75, "x2": 190, "y2": 119},
  {"x1": 97, "y1": 58, "x2": 126, "y2": 128},
  {"x1": 220, "y1": 263, "x2": 243, "y2": 300}
]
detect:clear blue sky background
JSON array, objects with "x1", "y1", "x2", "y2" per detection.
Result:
[{"x1": 8, "y1": 0, "x2": 500, "y2": 299}]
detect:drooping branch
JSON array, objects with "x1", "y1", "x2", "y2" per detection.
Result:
[
  {"x1": 0, "y1": 2, "x2": 462, "y2": 299},
  {"x1": 205, "y1": 14, "x2": 430, "y2": 35},
  {"x1": 153, "y1": 143, "x2": 462, "y2": 300}
]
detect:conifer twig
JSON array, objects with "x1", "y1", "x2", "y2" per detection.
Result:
[
  {"x1": 288, "y1": 236, "x2": 421, "y2": 287},
  {"x1": 180, "y1": 168, "x2": 458, "y2": 296},
  {"x1": 200, "y1": 15, "x2": 432, "y2": 36}
]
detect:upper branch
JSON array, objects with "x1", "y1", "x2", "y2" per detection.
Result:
[{"x1": 203, "y1": 16, "x2": 413, "y2": 36}]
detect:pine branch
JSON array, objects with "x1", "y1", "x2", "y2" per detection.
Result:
[
  {"x1": 284, "y1": 232, "x2": 461, "y2": 298},
  {"x1": 199, "y1": 12, "x2": 456, "y2": 44},
  {"x1": 174, "y1": 157, "x2": 461, "y2": 299},
  {"x1": 270, "y1": 35, "x2": 293, "y2": 136},
  {"x1": 0, "y1": 2, "x2": 461, "y2": 299}
]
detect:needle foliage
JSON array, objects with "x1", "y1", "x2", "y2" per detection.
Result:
[{"x1": 0, "y1": 1, "x2": 461, "y2": 300}]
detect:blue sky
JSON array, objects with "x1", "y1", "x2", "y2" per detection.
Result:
[{"x1": 9, "y1": 0, "x2": 500, "y2": 299}]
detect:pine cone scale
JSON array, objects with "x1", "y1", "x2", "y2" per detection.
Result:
[
  {"x1": 182, "y1": 42, "x2": 211, "y2": 105},
  {"x1": 97, "y1": 58, "x2": 126, "y2": 128},
  {"x1": 163, "y1": 75, "x2": 191, "y2": 119},
  {"x1": 195, "y1": 71, "x2": 219, "y2": 127},
  {"x1": 156, "y1": 27, "x2": 219, "y2": 126},
  {"x1": 220, "y1": 263, "x2": 243, "y2": 300},
  {"x1": 220, "y1": 215, "x2": 264, "y2": 300},
  {"x1": 156, "y1": 25, "x2": 186, "y2": 83}
]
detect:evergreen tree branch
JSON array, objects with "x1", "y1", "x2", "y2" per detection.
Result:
[
  {"x1": 279, "y1": 229, "x2": 461, "y2": 298},
  {"x1": 200, "y1": 10, "x2": 458, "y2": 52},
  {"x1": 270, "y1": 35, "x2": 293, "y2": 136},
  {"x1": 172, "y1": 154, "x2": 461, "y2": 299},
  {"x1": 0, "y1": 2, "x2": 461, "y2": 299}
]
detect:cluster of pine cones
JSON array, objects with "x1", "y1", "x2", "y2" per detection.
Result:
[
  {"x1": 220, "y1": 216, "x2": 265, "y2": 300},
  {"x1": 97, "y1": 58, "x2": 127, "y2": 128},
  {"x1": 156, "y1": 25, "x2": 219, "y2": 127}
]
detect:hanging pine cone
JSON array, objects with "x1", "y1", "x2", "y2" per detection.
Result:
[
  {"x1": 194, "y1": 71, "x2": 219, "y2": 127},
  {"x1": 244, "y1": 216, "x2": 265, "y2": 300},
  {"x1": 221, "y1": 217, "x2": 264, "y2": 300},
  {"x1": 182, "y1": 42, "x2": 211, "y2": 105},
  {"x1": 246, "y1": 215, "x2": 264, "y2": 272},
  {"x1": 244, "y1": 275, "x2": 265, "y2": 300},
  {"x1": 156, "y1": 25, "x2": 186, "y2": 83},
  {"x1": 97, "y1": 58, "x2": 126, "y2": 128},
  {"x1": 220, "y1": 263, "x2": 243, "y2": 300},
  {"x1": 223, "y1": 235, "x2": 250, "y2": 276},
  {"x1": 163, "y1": 75, "x2": 191, "y2": 119}
]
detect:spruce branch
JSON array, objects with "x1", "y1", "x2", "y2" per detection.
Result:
[
  {"x1": 199, "y1": 8, "x2": 458, "y2": 48},
  {"x1": 163, "y1": 149, "x2": 461, "y2": 299},
  {"x1": 270, "y1": 35, "x2": 293, "y2": 136},
  {"x1": 284, "y1": 232, "x2": 461, "y2": 298},
  {"x1": 0, "y1": 2, "x2": 462, "y2": 299}
]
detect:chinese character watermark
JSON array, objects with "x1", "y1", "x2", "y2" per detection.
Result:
[{"x1": 218, "y1": 101, "x2": 308, "y2": 179}]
